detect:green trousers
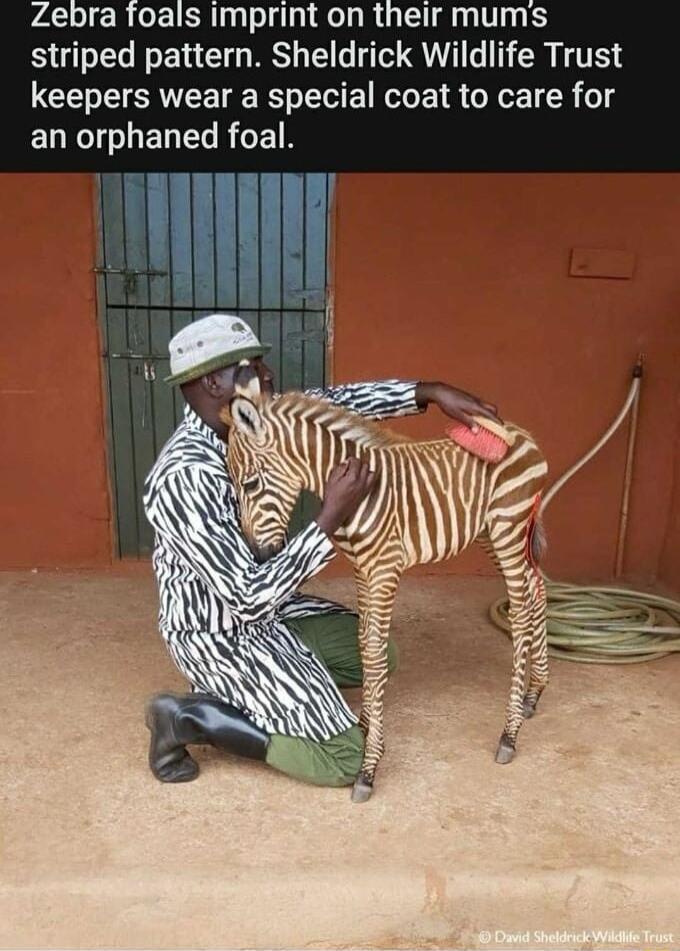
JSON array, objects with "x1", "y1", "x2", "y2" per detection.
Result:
[{"x1": 265, "y1": 613, "x2": 398, "y2": 787}]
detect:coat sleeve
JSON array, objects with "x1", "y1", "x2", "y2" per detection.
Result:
[
  {"x1": 304, "y1": 379, "x2": 423, "y2": 420},
  {"x1": 144, "y1": 465, "x2": 336, "y2": 624}
]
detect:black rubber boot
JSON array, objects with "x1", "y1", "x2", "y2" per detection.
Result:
[{"x1": 145, "y1": 692, "x2": 270, "y2": 783}]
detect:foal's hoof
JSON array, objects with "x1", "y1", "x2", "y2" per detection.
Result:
[
  {"x1": 351, "y1": 774, "x2": 374, "y2": 803},
  {"x1": 522, "y1": 696, "x2": 537, "y2": 719},
  {"x1": 495, "y1": 734, "x2": 516, "y2": 765}
]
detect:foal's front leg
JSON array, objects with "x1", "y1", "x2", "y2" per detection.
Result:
[
  {"x1": 352, "y1": 565, "x2": 401, "y2": 804},
  {"x1": 353, "y1": 569, "x2": 371, "y2": 734}
]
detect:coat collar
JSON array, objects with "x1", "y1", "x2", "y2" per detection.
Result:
[{"x1": 183, "y1": 403, "x2": 227, "y2": 452}]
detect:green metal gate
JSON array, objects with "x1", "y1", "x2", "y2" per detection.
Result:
[{"x1": 96, "y1": 172, "x2": 334, "y2": 558}]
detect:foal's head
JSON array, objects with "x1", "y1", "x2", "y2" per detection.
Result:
[
  {"x1": 223, "y1": 362, "x2": 403, "y2": 561},
  {"x1": 222, "y1": 364, "x2": 308, "y2": 562}
]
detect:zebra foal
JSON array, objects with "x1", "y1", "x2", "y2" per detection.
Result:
[{"x1": 224, "y1": 376, "x2": 549, "y2": 802}]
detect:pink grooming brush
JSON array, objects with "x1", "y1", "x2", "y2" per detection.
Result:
[{"x1": 445, "y1": 416, "x2": 514, "y2": 463}]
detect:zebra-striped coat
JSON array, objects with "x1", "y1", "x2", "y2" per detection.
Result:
[{"x1": 226, "y1": 386, "x2": 549, "y2": 801}]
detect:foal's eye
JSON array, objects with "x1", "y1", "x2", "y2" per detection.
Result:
[{"x1": 242, "y1": 475, "x2": 260, "y2": 494}]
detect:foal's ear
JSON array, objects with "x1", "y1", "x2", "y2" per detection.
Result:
[
  {"x1": 230, "y1": 396, "x2": 266, "y2": 444},
  {"x1": 234, "y1": 359, "x2": 263, "y2": 402}
]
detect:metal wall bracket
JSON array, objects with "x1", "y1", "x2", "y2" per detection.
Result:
[
  {"x1": 290, "y1": 286, "x2": 326, "y2": 308},
  {"x1": 106, "y1": 352, "x2": 161, "y2": 360},
  {"x1": 93, "y1": 267, "x2": 168, "y2": 294},
  {"x1": 285, "y1": 330, "x2": 325, "y2": 343}
]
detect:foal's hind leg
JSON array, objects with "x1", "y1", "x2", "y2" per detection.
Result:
[
  {"x1": 522, "y1": 567, "x2": 549, "y2": 719},
  {"x1": 489, "y1": 526, "x2": 535, "y2": 764}
]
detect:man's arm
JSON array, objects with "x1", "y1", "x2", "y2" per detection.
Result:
[
  {"x1": 306, "y1": 379, "x2": 501, "y2": 428},
  {"x1": 145, "y1": 466, "x2": 335, "y2": 625},
  {"x1": 305, "y1": 379, "x2": 421, "y2": 420},
  {"x1": 144, "y1": 460, "x2": 375, "y2": 626}
]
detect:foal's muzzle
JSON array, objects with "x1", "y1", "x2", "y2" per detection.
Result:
[{"x1": 251, "y1": 541, "x2": 284, "y2": 563}]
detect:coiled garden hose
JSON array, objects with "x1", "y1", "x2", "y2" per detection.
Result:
[
  {"x1": 490, "y1": 581, "x2": 680, "y2": 664},
  {"x1": 488, "y1": 357, "x2": 680, "y2": 664}
]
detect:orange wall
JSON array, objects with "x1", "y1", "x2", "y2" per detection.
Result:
[
  {"x1": 1, "y1": 173, "x2": 678, "y2": 586},
  {"x1": 0, "y1": 174, "x2": 111, "y2": 568},
  {"x1": 331, "y1": 174, "x2": 680, "y2": 585}
]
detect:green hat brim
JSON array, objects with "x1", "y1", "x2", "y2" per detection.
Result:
[{"x1": 164, "y1": 344, "x2": 272, "y2": 385}]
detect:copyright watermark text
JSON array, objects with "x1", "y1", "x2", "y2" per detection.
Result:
[{"x1": 478, "y1": 930, "x2": 675, "y2": 946}]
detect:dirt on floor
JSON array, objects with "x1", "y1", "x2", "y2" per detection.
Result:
[{"x1": 1, "y1": 568, "x2": 679, "y2": 950}]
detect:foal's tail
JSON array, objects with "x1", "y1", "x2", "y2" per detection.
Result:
[{"x1": 527, "y1": 494, "x2": 547, "y2": 568}]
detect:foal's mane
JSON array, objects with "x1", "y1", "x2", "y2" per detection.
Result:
[{"x1": 269, "y1": 391, "x2": 411, "y2": 448}]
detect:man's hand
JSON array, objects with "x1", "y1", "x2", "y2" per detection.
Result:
[
  {"x1": 316, "y1": 458, "x2": 377, "y2": 537},
  {"x1": 416, "y1": 381, "x2": 501, "y2": 432}
]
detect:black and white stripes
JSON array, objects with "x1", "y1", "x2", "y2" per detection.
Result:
[{"x1": 143, "y1": 379, "x2": 421, "y2": 741}]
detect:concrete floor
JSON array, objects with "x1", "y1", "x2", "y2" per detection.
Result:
[{"x1": 1, "y1": 568, "x2": 679, "y2": 950}]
